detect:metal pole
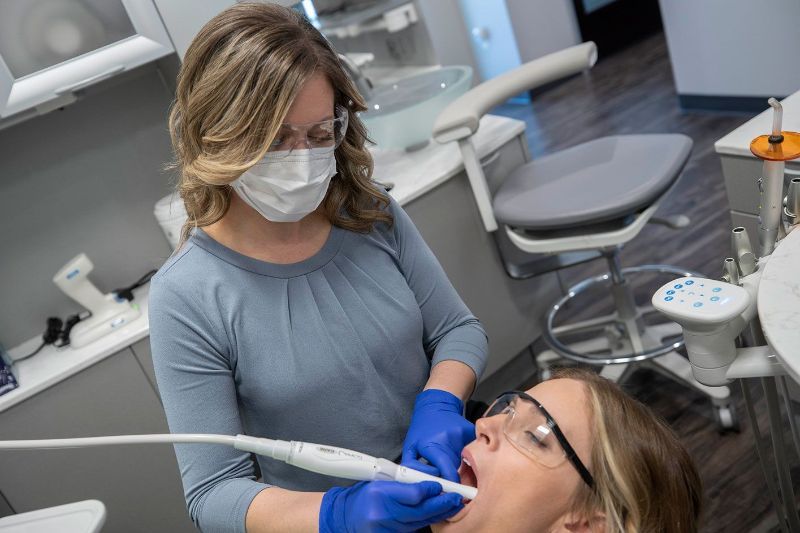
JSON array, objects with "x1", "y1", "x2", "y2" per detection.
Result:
[{"x1": 742, "y1": 379, "x2": 789, "y2": 533}]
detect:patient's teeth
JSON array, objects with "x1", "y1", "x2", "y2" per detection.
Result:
[{"x1": 463, "y1": 457, "x2": 472, "y2": 467}]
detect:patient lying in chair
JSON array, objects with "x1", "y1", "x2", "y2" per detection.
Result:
[{"x1": 434, "y1": 367, "x2": 701, "y2": 533}]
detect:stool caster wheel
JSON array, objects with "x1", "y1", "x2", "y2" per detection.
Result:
[{"x1": 714, "y1": 403, "x2": 740, "y2": 433}]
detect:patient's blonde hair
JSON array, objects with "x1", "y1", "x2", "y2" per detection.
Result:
[
  {"x1": 167, "y1": 2, "x2": 390, "y2": 247},
  {"x1": 552, "y1": 367, "x2": 702, "y2": 533}
]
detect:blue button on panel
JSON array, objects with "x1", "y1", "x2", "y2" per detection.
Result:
[
  {"x1": 693, "y1": 302, "x2": 703, "y2": 308},
  {"x1": 710, "y1": 296, "x2": 720, "y2": 302},
  {"x1": 666, "y1": 290, "x2": 675, "y2": 295},
  {"x1": 685, "y1": 280, "x2": 695, "y2": 285},
  {"x1": 665, "y1": 296, "x2": 674, "y2": 301},
  {"x1": 674, "y1": 284, "x2": 683, "y2": 289},
  {"x1": 712, "y1": 287, "x2": 722, "y2": 293}
]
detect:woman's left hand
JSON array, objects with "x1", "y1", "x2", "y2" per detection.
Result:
[{"x1": 401, "y1": 389, "x2": 476, "y2": 482}]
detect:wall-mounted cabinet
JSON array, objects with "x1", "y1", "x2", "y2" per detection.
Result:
[{"x1": 0, "y1": 0, "x2": 174, "y2": 120}]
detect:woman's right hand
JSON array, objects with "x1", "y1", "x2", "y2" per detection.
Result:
[{"x1": 319, "y1": 480, "x2": 463, "y2": 533}]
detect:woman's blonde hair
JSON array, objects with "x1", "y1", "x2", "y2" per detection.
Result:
[
  {"x1": 552, "y1": 367, "x2": 702, "y2": 532},
  {"x1": 167, "y1": 2, "x2": 391, "y2": 246}
]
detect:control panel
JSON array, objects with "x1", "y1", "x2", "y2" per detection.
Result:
[{"x1": 652, "y1": 277, "x2": 750, "y2": 326}]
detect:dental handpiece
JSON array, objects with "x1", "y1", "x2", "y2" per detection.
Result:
[
  {"x1": 234, "y1": 436, "x2": 477, "y2": 499},
  {"x1": 758, "y1": 158, "x2": 785, "y2": 256},
  {"x1": 0, "y1": 434, "x2": 478, "y2": 500}
]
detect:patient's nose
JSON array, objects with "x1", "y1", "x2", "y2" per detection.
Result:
[{"x1": 475, "y1": 415, "x2": 503, "y2": 451}]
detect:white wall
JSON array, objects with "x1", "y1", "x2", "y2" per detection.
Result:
[
  {"x1": 413, "y1": 0, "x2": 481, "y2": 79},
  {"x1": 658, "y1": 0, "x2": 800, "y2": 97},
  {"x1": 459, "y1": 0, "x2": 522, "y2": 83},
  {"x1": 153, "y1": 0, "x2": 299, "y2": 60},
  {"x1": 505, "y1": 0, "x2": 581, "y2": 63},
  {"x1": 417, "y1": 0, "x2": 580, "y2": 84},
  {"x1": 0, "y1": 64, "x2": 176, "y2": 347}
]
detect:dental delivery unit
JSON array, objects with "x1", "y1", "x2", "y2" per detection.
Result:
[
  {"x1": 653, "y1": 98, "x2": 800, "y2": 531},
  {"x1": 0, "y1": 433, "x2": 478, "y2": 501}
]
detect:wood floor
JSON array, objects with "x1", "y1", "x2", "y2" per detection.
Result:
[{"x1": 488, "y1": 33, "x2": 798, "y2": 533}]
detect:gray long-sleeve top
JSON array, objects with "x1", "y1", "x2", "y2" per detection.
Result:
[{"x1": 148, "y1": 198, "x2": 488, "y2": 533}]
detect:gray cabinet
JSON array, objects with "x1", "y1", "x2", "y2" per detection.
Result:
[
  {"x1": 0, "y1": 349, "x2": 195, "y2": 532},
  {"x1": 0, "y1": 491, "x2": 13, "y2": 518},
  {"x1": 719, "y1": 154, "x2": 800, "y2": 249}
]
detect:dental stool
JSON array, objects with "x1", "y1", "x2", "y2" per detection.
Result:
[{"x1": 433, "y1": 42, "x2": 737, "y2": 430}]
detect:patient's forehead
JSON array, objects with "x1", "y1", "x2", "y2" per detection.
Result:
[{"x1": 525, "y1": 378, "x2": 590, "y2": 435}]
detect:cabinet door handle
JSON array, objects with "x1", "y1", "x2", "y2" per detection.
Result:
[{"x1": 54, "y1": 66, "x2": 126, "y2": 95}]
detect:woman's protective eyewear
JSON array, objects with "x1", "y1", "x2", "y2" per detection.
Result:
[
  {"x1": 265, "y1": 105, "x2": 349, "y2": 159},
  {"x1": 483, "y1": 390, "x2": 594, "y2": 489}
]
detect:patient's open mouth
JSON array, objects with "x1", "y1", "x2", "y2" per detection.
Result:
[
  {"x1": 459, "y1": 456, "x2": 478, "y2": 496},
  {"x1": 448, "y1": 452, "x2": 478, "y2": 522}
]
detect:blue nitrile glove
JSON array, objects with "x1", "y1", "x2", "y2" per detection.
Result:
[
  {"x1": 319, "y1": 480, "x2": 463, "y2": 533},
  {"x1": 401, "y1": 389, "x2": 475, "y2": 482}
]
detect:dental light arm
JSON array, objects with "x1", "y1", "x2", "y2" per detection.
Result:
[{"x1": 0, "y1": 434, "x2": 478, "y2": 500}]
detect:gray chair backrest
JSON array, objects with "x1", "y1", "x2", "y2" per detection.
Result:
[{"x1": 432, "y1": 42, "x2": 598, "y2": 232}]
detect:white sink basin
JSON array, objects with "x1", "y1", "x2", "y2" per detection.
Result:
[{"x1": 360, "y1": 65, "x2": 473, "y2": 151}]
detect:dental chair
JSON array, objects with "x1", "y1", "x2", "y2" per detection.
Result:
[{"x1": 432, "y1": 42, "x2": 736, "y2": 430}]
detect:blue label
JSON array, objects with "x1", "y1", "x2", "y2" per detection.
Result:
[
  {"x1": 685, "y1": 280, "x2": 694, "y2": 285},
  {"x1": 666, "y1": 290, "x2": 675, "y2": 295},
  {"x1": 674, "y1": 284, "x2": 683, "y2": 289},
  {"x1": 710, "y1": 296, "x2": 720, "y2": 302},
  {"x1": 665, "y1": 296, "x2": 674, "y2": 301},
  {"x1": 693, "y1": 302, "x2": 703, "y2": 307},
  {"x1": 712, "y1": 287, "x2": 722, "y2": 293},
  {"x1": 66, "y1": 269, "x2": 80, "y2": 280}
]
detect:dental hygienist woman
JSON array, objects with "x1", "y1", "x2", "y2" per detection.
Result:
[{"x1": 148, "y1": 3, "x2": 488, "y2": 532}]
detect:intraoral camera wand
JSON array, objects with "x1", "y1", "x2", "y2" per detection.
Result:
[{"x1": 0, "y1": 434, "x2": 478, "y2": 500}]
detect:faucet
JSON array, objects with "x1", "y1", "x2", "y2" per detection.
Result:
[{"x1": 337, "y1": 53, "x2": 373, "y2": 101}]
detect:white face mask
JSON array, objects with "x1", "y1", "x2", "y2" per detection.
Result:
[{"x1": 231, "y1": 147, "x2": 337, "y2": 223}]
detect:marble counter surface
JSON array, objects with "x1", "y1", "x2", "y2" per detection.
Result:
[
  {"x1": 758, "y1": 226, "x2": 800, "y2": 384},
  {"x1": 715, "y1": 89, "x2": 800, "y2": 158},
  {"x1": 1, "y1": 114, "x2": 525, "y2": 413}
]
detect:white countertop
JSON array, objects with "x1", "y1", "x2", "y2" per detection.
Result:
[
  {"x1": 715, "y1": 89, "x2": 800, "y2": 158},
  {"x1": 1, "y1": 114, "x2": 525, "y2": 413},
  {"x1": 0, "y1": 287, "x2": 150, "y2": 413},
  {"x1": 758, "y1": 226, "x2": 800, "y2": 384}
]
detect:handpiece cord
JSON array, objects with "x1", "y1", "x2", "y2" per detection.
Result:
[
  {"x1": 0, "y1": 434, "x2": 478, "y2": 500},
  {"x1": 0, "y1": 434, "x2": 237, "y2": 450}
]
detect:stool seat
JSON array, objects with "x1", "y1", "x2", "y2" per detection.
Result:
[{"x1": 493, "y1": 134, "x2": 693, "y2": 230}]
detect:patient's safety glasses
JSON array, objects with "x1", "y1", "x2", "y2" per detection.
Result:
[
  {"x1": 483, "y1": 391, "x2": 594, "y2": 488},
  {"x1": 265, "y1": 105, "x2": 349, "y2": 159}
]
